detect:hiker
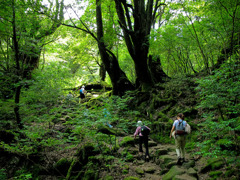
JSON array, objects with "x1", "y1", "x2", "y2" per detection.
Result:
[
  {"x1": 79, "y1": 85, "x2": 87, "y2": 99},
  {"x1": 170, "y1": 113, "x2": 187, "y2": 165},
  {"x1": 134, "y1": 121, "x2": 151, "y2": 160}
]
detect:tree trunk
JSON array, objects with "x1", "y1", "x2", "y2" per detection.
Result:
[
  {"x1": 148, "y1": 55, "x2": 169, "y2": 83},
  {"x1": 14, "y1": 86, "x2": 23, "y2": 129},
  {"x1": 114, "y1": 0, "x2": 164, "y2": 91},
  {"x1": 99, "y1": 62, "x2": 106, "y2": 81},
  {"x1": 12, "y1": 0, "x2": 23, "y2": 129},
  {"x1": 96, "y1": 0, "x2": 134, "y2": 96}
]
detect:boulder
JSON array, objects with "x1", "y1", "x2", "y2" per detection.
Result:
[
  {"x1": 135, "y1": 167, "x2": 144, "y2": 175},
  {"x1": 162, "y1": 166, "x2": 185, "y2": 180},
  {"x1": 200, "y1": 158, "x2": 225, "y2": 173},
  {"x1": 144, "y1": 166, "x2": 156, "y2": 174},
  {"x1": 159, "y1": 155, "x2": 176, "y2": 168},
  {"x1": 187, "y1": 168, "x2": 198, "y2": 178},
  {"x1": 166, "y1": 161, "x2": 177, "y2": 169},
  {"x1": 182, "y1": 160, "x2": 195, "y2": 169},
  {"x1": 97, "y1": 125, "x2": 116, "y2": 135}
]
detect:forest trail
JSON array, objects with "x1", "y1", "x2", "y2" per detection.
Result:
[{"x1": 99, "y1": 134, "x2": 201, "y2": 180}]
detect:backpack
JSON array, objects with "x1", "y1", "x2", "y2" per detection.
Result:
[
  {"x1": 80, "y1": 89, "x2": 83, "y2": 94},
  {"x1": 175, "y1": 120, "x2": 186, "y2": 135},
  {"x1": 141, "y1": 126, "x2": 150, "y2": 136},
  {"x1": 185, "y1": 123, "x2": 191, "y2": 134}
]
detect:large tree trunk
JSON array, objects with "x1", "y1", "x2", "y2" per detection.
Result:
[
  {"x1": 148, "y1": 55, "x2": 169, "y2": 83},
  {"x1": 114, "y1": 0, "x2": 165, "y2": 91},
  {"x1": 96, "y1": 0, "x2": 134, "y2": 96}
]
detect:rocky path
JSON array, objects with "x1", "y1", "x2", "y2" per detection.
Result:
[{"x1": 109, "y1": 135, "x2": 199, "y2": 180}]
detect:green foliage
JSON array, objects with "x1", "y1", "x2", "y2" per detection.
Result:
[
  {"x1": 21, "y1": 61, "x2": 75, "y2": 105},
  {"x1": 14, "y1": 169, "x2": 32, "y2": 180},
  {"x1": 196, "y1": 60, "x2": 240, "y2": 157},
  {"x1": 0, "y1": 169, "x2": 7, "y2": 180}
]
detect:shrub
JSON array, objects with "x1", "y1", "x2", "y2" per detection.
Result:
[{"x1": 196, "y1": 60, "x2": 240, "y2": 157}]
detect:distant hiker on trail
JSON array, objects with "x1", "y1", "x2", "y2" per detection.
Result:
[
  {"x1": 170, "y1": 113, "x2": 187, "y2": 165},
  {"x1": 134, "y1": 121, "x2": 151, "y2": 161},
  {"x1": 79, "y1": 85, "x2": 87, "y2": 99}
]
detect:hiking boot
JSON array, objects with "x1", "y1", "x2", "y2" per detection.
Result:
[
  {"x1": 145, "y1": 155, "x2": 150, "y2": 162},
  {"x1": 176, "y1": 157, "x2": 181, "y2": 165}
]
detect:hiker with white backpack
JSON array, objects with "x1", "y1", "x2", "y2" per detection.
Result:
[{"x1": 170, "y1": 113, "x2": 190, "y2": 165}]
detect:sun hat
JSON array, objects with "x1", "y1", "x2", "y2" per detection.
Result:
[{"x1": 136, "y1": 121, "x2": 143, "y2": 127}]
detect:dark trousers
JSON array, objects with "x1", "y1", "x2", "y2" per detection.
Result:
[
  {"x1": 80, "y1": 93, "x2": 85, "y2": 99},
  {"x1": 139, "y1": 135, "x2": 149, "y2": 157}
]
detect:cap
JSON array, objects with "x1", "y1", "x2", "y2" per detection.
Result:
[{"x1": 136, "y1": 121, "x2": 143, "y2": 127}]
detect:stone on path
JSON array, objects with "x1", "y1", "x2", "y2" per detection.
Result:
[
  {"x1": 148, "y1": 141, "x2": 158, "y2": 147},
  {"x1": 162, "y1": 166, "x2": 185, "y2": 180},
  {"x1": 173, "y1": 174, "x2": 197, "y2": 180},
  {"x1": 135, "y1": 167, "x2": 144, "y2": 175},
  {"x1": 187, "y1": 168, "x2": 198, "y2": 178},
  {"x1": 144, "y1": 166, "x2": 156, "y2": 174},
  {"x1": 182, "y1": 160, "x2": 195, "y2": 169}
]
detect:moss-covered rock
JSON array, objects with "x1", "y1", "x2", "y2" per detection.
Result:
[
  {"x1": 182, "y1": 160, "x2": 195, "y2": 169},
  {"x1": 135, "y1": 167, "x2": 144, "y2": 175},
  {"x1": 200, "y1": 158, "x2": 225, "y2": 173},
  {"x1": 120, "y1": 136, "x2": 135, "y2": 147},
  {"x1": 162, "y1": 166, "x2": 185, "y2": 180},
  {"x1": 144, "y1": 166, "x2": 156, "y2": 174},
  {"x1": 166, "y1": 161, "x2": 177, "y2": 169},
  {"x1": 160, "y1": 169, "x2": 169, "y2": 175},
  {"x1": 97, "y1": 125, "x2": 116, "y2": 135},
  {"x1": 187, "y1": 168, "x2": 198, "y2": 178},
  {"x1": 159, "y1": 155, "x2": 176, "y2": 168}
]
